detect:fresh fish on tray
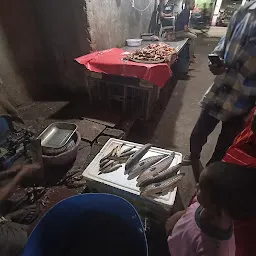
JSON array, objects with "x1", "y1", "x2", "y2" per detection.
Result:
[
  {"x1": 100, "y1": 158, "x2": 111, "y2": 168},
  {"x1": 100, "y1": 146, "x2": 119, "y2": 163},
  {"x1": 98, "y1": 143, "x2": 134, "y2": 175},
  {"x1": 125, "y1": 143, "x2": 152, "y2": 174},
  {"x1": 115, "y1": 143, "x2": 125, "y2": 157},
  {"x1": 139, "y1": 162, "x2": 182, "y2": 185},
  {"x1": 136, "y1": 152, "x2": 175, "y2": 187},
  {"x1": 119, "y1": 150, "x2": 137, "y2": 158},
  {"x1": 100, "y1": 160, "x2": 115, "y2": 170},
  {"x1": 99, "y1": 161, "x2": 121, "y2": 175},
  {"x1": 128, "y1": 154, "x2": 167, "y2": 180},
  {"x1": 120, "y1": 146, "x2": 136, "y2": 156},
  {"x1": 140, "y1": 173, "x2": 185, "y2": 197},
  {"x1": 106, "y1": 156, "x2": 130, "y2": 163}
]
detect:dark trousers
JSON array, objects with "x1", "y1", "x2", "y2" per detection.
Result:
[{"x1": 190, "y1": 110, "x2": 246, "y2": 166}]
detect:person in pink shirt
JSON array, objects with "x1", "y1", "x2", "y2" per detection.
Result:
[{"x1": 167, "y1": 162, "x2": 256, "y2": 256}]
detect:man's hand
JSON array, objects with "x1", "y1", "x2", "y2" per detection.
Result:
[
  {"x1": 209, "y1": 63, "x2": 227, "y2": 75},
  {"x1": 0, "y1": 163, "x2": 41, "y2": 202}
]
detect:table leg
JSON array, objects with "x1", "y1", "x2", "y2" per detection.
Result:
[
  {"x1": 85, "y1": 75, "x2": 93, "y2": 104},
  {"x1": 123, "y1": 86, "x2": 128, "y2": 112}
]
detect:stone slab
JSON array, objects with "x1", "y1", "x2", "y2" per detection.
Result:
[
  {"x1": 97, "y1": 135, "x2": 111, "y2": 146},
  {"x1": 84, "y1": 118, "x2": 116, "y2": 128},
  {"x1": 102, "y1": 128, "x2": 125, "y2": 139},
  {"x1": 76, "y1": 119, "x2": 106, "y2": 142}
]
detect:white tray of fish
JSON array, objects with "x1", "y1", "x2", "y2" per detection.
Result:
[{"x1": 83, "y1": 139, "x2": 183, "y2": 207}]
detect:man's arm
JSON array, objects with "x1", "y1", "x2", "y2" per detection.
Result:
[
  {"x1": 211, "y1": 10, "x2": 238, "y2": 58},
  {"x1": 184, "y1": 10, "x2": 190, "y2": 32},
  {"x1": 163, "y1": 13, "x2": 173, "y2": 17},
  {"x1": 159, "y1": 3, "x2": 166, "y2": 18},
  {"x1": 0, "y1": 173, "x2": 23, "y2": 201},
  {"x1": 0, "y1": 163, "x2": 40, "y2": 202}
]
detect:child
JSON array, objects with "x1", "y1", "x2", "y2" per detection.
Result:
[{"x1": 167, "y1": 162, "x2": 256, "y2": 256}]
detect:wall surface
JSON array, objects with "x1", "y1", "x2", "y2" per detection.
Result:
[
  {"x1": 34, "y1": 0, "x2": 91, "y2": 92},
  {"x1": 0, "y1": 0, "x2": 155, "y2": 102},
  {"x1": 0, "y1": 24, "x2": 31, "y2": 106},
  {"x1": 0, "y1": 0, "x2": 57, "y2": 103},
  {"x1": 86, "y1": 0, "x2": 155, "y2": 50}
]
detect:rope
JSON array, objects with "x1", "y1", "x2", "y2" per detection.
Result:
[{"x1": 128, "y1": 0, "x2": 154, "y2": 12}]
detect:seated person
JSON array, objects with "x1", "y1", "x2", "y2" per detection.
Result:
[
  {"x1": 0, "y1": 163, "x2": 40, "y2": 256},
  {"x1": 175, "y1": 0, "x2": 197, "y2": 61},
  {"x1": 158, "y1": 0, "x2": 175, "y2": 27},
  {"x1": 167, "y1": 162, "x2": 256, "y2": 256}
]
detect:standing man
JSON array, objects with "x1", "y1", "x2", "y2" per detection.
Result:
[
  {"x1": 158, "y1": 0, "x2": 175, "y2": 27},
  {"x1": 185, "y1": 1, "x2": 256, "y2": 182},
  {"x1": 175, "y1": 0, "x2": 197, "y2": 61}
]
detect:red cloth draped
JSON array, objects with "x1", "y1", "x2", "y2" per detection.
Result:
[
  {"x1": 223, "y1": 106, "x2": 256, "y2": 256},
  {"x1": 75, "y1": 48, "x2": 175, "y2": 88}
]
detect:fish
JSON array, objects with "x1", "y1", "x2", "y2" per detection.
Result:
[
  {"x1": 140, "y1": 173, "x2": 185, "y2": 197},
  {"x1": 120, "y1": 146, "x2": 136, "y2": 156},
  {"x1": 100, "y1": 146, "x2": 119, "y2": 163},
  {"x1": 106, "y1": 156, "x2": 130, "y2": 163},
  {"x1": 143, "y1": 162, "x2": 182, "y2": 184},
  {"x1": 100, "y1": 160, "x2": 115, "y2": 171},
  {"x1": 127, "y1": 154, "x2": 167, "y2": 180},
  {"x1": 136, "y1": 152, "x2": 175, "y2": 187},
  {"x1": 100, "y1": 158, "x2": 110, "y2": 168},
  {"x1": 99, "y1": 162, "x2": 122, "y2": 175},
  {"x1": 125, "y1": 143, "x2": 152, "y2": 174},
  {"x1": 119, "y1": 150, "x2": 137, "y2": 158},
  {"x1": 115, "y1": 143, "x2": 125, "y2": 157}
]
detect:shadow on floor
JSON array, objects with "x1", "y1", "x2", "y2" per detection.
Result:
[{"x1": 127, "y1": 75, "x2": 187, "y2": 149}]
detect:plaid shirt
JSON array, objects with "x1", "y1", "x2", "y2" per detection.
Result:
[{"x1": 200, "y1": 1, "x2": 256, "y2": 121}]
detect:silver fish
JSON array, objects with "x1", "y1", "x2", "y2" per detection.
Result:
[
  {"x1": 136, "y1": 152, "x2": 175, "y2": 187},
  {"x1": 100, "y1": 158, "x2": 110, "y2": 168},
  {"x1": 144, "y1": 163, "x2": 182, "y2": 184},
  {"x1": 127, "y1": 154, "x2": 167, "y2": 180},
  {"x1": 120, "y1": 150, "x2": 137, "y2": 158},
  {"x1": 99, "y1": 163, "x2": 122, "y2": 175},
  {"x1": 100, "y1": 146, "x2": 119, "y2": 163},
  {"x1": 120, "y1": 146, "x2": 136, "y2": 156},
  {"x1": 115, "y1": 143, "x2": 125, "y2": 157},
  {"x1": 140, "y1": 173, "x2": 185, "y2": 196},
  {"x1": 125, "y1": 143, "x2": 152, "y2": 174},
  {"x1": 107, "y1": 155, "x2": 130, "y2": 163},
  {"x1": 100, "y1": 160, "x2": 115, "y2": 171}
]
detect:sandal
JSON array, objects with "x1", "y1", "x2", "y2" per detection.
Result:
[{"x1": 5, "y1": 204, "x2": 40, "y2": 225}]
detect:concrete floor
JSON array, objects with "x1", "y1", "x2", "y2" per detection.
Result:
[
  {"x1": 129, "y1": 37, "x2": 222, "y2": 207},
  {"x1": 192, "y1": 26, "x2": 227, "y2": 38}
]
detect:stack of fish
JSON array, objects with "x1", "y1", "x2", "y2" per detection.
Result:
[
  {"x1": 98, "y1": 143, "x2": 185, "y2": 197},
  {"x1": 99, "y1": 144, "x2": 136, "y2": 175},
  {"x1": 125, "y1": 144, "x2": 185, "y2": 197}
]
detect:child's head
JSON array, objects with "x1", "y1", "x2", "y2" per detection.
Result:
[{"x1": 197, "y1": 162, "x2": 256, "y2": 220}]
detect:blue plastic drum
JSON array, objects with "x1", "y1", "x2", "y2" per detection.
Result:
[{"x1": 22, "y1": 194, "x2": 148, "y2": 256}]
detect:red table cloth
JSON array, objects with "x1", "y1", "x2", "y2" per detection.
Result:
[{"x1": 75, "y1": 48, "x2": 174, "y2": 88}]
